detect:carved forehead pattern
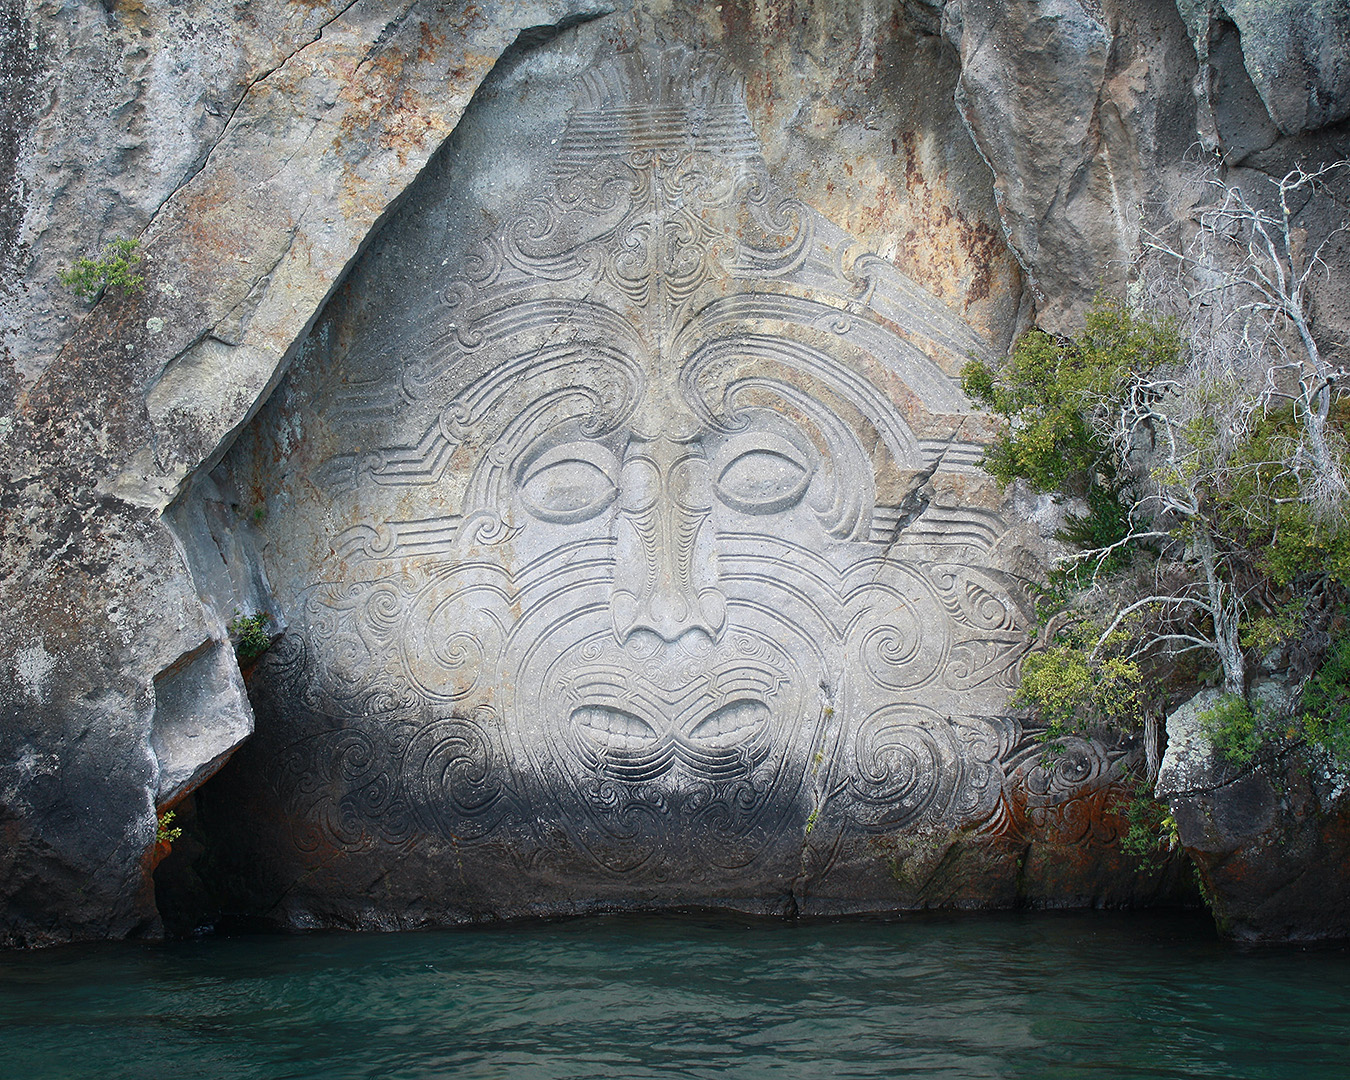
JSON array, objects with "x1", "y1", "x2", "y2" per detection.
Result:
[{"x1": 240, "y1": 45, "x2": 1127, "y2": 881}]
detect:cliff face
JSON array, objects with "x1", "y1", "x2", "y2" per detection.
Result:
[{"x1": 1, "y1": 0, "x2": 1346, "y2": 944}]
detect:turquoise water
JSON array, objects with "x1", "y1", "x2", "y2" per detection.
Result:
[{"x1": 1, "y1": 912, "x2": 1347, "y2": 1079}]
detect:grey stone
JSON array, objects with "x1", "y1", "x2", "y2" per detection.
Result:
[
  {"x1": 942, "y1": 0, "x2": 1197, "y2": 332},
  {"x1": 0, "y1": 0, "x2": 617, "y2": 946},
  {"x1": 150, "y1": 640, "x2": 253, "y2": 805},
  {"x1": 1219, "y1": 0, "x2": 1350, "y2": 134}
]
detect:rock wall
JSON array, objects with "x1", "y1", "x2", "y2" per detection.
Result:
[
  {"x1": 1, "y1": 0, "x2": 1346, "y2": 943},
  {"x1": 1159, "y1": 688, "x2": 1350, "y2": 943},
  {"x1": 0, "y1": 0, "x2": 616, "y2": 946}
]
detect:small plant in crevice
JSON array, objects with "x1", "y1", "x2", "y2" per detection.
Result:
[
  {"x1": 57, "y1": 236, "x2": 145, "y2": 299},
  {"x1": 1299, "y1": 632, "x2": 1350, "y2": 765},
  {"x1": 156, "y1": 810, "x2": 182, "y2": 848},
  {"x1": 228, "y1": 610, "x2": 271, "y2": 661},
  {"x1": 1118, "y1": 779, "x2": 1178, "y2": 872}
]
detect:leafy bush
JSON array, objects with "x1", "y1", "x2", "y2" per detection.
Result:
[
  {"x1": 1193, "y1": 639, "x2": 1350, "y2": 767},
  {"x1": 228, "y1": 610, "x2": 271, "y2": 661},
  {"x1": 1197, "y1": 694, "x2": 1267, "y2": 766},
  {"x1": 57, "y1": 237, "x2": 144, "y2": 299},
  {"x1": 1119, "y1": 779, "x2": 1178, "y2": 871},
  {"x1": 1299, "y1": 633, "x2": 1350, "y2": 764},
  {"x1": 960, "y1": 297, "x2": 1178, "y2": 497},
  {"x1": 1015, "y1": 646, "x2": 1093, "y2": 734},
  {"x1": 1214, "y1": 407, "x2": 1350, "y2": 588},
  {"x1": 1016, "y1": 644, "x2": 1142, "y2": 743}
]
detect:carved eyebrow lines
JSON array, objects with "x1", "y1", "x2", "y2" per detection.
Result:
[
  {"x1": 317, "y1": 350, "x2": 640, "y2": 495},
  {"x1": 427, "y1": 297, "x2": 648, "y2": 383},
  {"x1": 674, "y1": 291, "x2": 968, "y2": 413},
  {"x1": 683, "y1": 334, "x2": 923, "y2": 468}
]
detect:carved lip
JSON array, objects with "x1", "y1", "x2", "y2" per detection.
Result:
[
  {"x1": 565, "y1": 658, "x2": 790, "y2": 706},
  {"x1": 568, "y1": 699, "x2": 772, "y2": 781}
]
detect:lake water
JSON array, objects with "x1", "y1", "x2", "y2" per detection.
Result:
[{"x1": 1, "y1": 911, "x2": 1346, "y2": 1079}]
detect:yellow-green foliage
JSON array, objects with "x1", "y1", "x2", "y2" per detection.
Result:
[
  {"x1": 1240, "y1": 600, "x2": 1307, "y2": 656},
  {"x1": 1197, "y1": 694, "x2": 1265, "y2": 766},
  {"x1": 967, "y1": 295, "x2": 1350, "y2": 767},
  {"x1": 57, "y1": 237, "x2": 144, "y2": 299},
  {"x1": 961, "y1": 298, "x2": 1179, "y2": 494},
  {"x1": 1119, "y1": 778, "x2": 1176, "y2": 871},
  {"x1": 1096, "y1": 656, "x2": 1144, "y2": 725},
  {"x1": 1197, "y1": 638, "x2": 1350, "y2": 767},
  {"x1": 1016, "y1": 644, "x2": 1142, "y2": 740},
  {"x1": 156, "y1": 810, "x2": 182, "y2": 847},
  {"x1": 1017, "y1": 647, "x2": 1093, "y2": 731}
]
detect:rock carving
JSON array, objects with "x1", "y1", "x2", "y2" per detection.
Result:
[{"x1": 230, "y1": 46, "x2": 1129, "y2": 891}]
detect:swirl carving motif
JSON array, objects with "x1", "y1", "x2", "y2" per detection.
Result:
[{"x1": 844, "y1": 705, "x2": 1005, "y2": 832}]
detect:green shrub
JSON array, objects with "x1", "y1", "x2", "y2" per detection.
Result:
[
  {"x1": 1119, "y1": 780, "x2": 1177, "y2": 871},
  {"x1": 1016, "y1": 646, "x2": 1093, "y2": 734},
  {"x1": 1300, "y1": 633, "x2": 1350, "y2": 764},
  {"x1": 1197, "y1": 694, "x2": 1267, "y2": 766},
  {"x1": 228, "y1": 610, "x2": 271, "y2": 660},
  {"x1": 1214, "y1": 407, "x2": 1350, "y2": 588},
  {"x1": 57, "y1": 236, "x2": 144, "y2": 299},
  {"x1": 1016, "y1": 644, "x2": 1142, "y2": 745},
  {"x1": 960, "y1": 297, "x2": 1178, "y2": 497}
]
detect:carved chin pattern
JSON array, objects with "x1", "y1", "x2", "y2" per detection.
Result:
[{"x1": 515, "y1": 611, "x2": 833, "y2": 842}]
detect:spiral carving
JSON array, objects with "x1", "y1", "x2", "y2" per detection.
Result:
[{"x1": 403, "y1": 711, "x2": 512, "y2": 841}]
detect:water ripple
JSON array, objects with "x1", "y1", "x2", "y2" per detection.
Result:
[{"x1": 1, "y1": 912, "x2": 1348, "y2": 1080}]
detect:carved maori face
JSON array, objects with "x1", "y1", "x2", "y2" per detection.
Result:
[
  {"x1": 256, "y1": 47, "x2": 1036, "y2": 872},
  {"x1": 466, "y1": 383, "x2": 861, "y2": 868}
]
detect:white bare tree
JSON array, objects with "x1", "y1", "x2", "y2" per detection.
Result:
[
  {"x1": 1046, "y1": 162, "x2": 1349, "y2": 777},
  {"x1": 1144, "y1": 162, "x2": 1350, "y2": 510}
]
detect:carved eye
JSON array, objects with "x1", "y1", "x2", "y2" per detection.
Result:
[
  {"x1": 519, "y1": 443, "x2": 620, "y2": 523},
  {"x1": 714, "y1": 434, "x2": 812, "y2": 514}
]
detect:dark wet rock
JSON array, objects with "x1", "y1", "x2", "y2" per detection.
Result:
[{"x1": 1158, "y1": 689, "x2": 1350, "y2": 943}]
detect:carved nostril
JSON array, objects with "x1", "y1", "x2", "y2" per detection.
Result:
[
  {"x1": 611, "y1": 583, "x2": 724, "y2": 645},
  {"x1": 610, "y1": 590, "x2": 642, "y2": 643},
  {"x1": 698, "y1": 588, "x2": 727, "y2": 636},
  {"x1": 648, "y1": 585, "x2": 690, "y2": 630}
]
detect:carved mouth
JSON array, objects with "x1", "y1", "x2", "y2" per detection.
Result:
[
  {"x1": 687, "y1": 700, "x2": 770, "y2": 750},
  {"x1": 569, "y1": 698, "x2": 771, "y2": 781}
]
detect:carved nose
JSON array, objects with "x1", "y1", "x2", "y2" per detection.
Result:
[
  {"x1": 612, "y1": 579, "x2": 727, "y2": 644},
  {"x1": 611, "y1": 438, "x2": 726, "y2": 645}
]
